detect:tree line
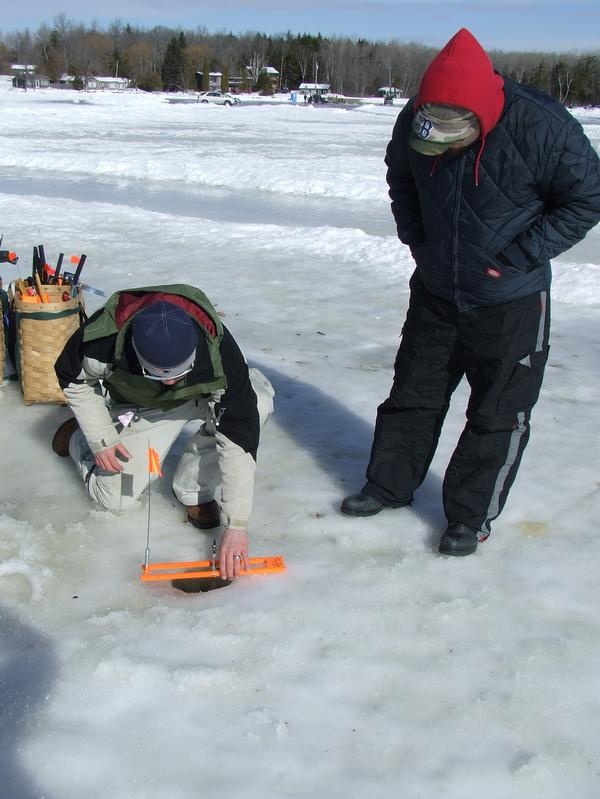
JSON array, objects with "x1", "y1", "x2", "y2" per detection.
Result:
[{"x1": 1, "y1": 15, "x2": 599, "y2": 105}]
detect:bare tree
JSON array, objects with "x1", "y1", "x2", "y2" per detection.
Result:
[
  {"x1": 291, "y1": 38, "x2": 315, "y2": 82},
  {"x1": 245, "y1": 51, "x2": 262, "y2": 87},
  {"x1": 52, "y1": 12, "x2": 73, "y2": 73},
  {"x1": 552, "y1": 60, "x2": 574, "y2": 104},
  {"x1": 143, "y1": 26, "x2": 173, "y2": 75},
  {"x1": 321, "y1": 37, "x2": 348, "y2": 93},
  {"x1": 36, "y1": 24, "x2": 63, "y2": 81},
  {"x1": 0, "y1": 40, "x2": 12, "y2": 72},
  {"x1": 7, "y1": 28, "x2": 35, "y2": 67},
  {"x1": 123, "y1": 40, "x2": 155, "y2": 85},
  {"x1": 69, "y1": 28, "x2": 112, "y2": 77}
]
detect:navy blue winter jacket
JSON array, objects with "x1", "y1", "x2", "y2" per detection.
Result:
[{"x1": 386, "y1": 78, "x2": 600, "y2": 310}]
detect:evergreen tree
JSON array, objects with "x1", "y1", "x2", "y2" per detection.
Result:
[
  {"x1": 38, "y1": 27, "x2": 63, "y2": 82},
  {"x1": 161, "y1": 33, "x2": 186, "y2": 91},
  {"x1": 137, "y1": 70, "x2": 162, "y2": 92},
  {"x1": 202, "y1": 58, "x2": 210, "y2": 90},
  {"x1": 525, "y1": 61, "x2": 550, "y2": 94},
  {"x1": 221, "y1": 64, "x2": 230, "y2": 92},
  {"x1": 255, "y1": 69, "x2": 273, "y2": 94},
  {"x1": 573, "y1": 55, "x2": 600, "y2": 105}
]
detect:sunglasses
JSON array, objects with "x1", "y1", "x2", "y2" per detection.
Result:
[{"x1": 141, "y1": 363, "x2": 195, "y2": 382}]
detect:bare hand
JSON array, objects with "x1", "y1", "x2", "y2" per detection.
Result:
[
  {"x1": 95, "y1": 443, "x2": 132, "y2": 473},
  {"x1": 219, "y1": 528, "x2": 249, "y2": 580}
]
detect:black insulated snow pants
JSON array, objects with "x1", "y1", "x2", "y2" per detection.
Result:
[{"x1": 364, "y1": 274, "x2": 550, "y2": 534}]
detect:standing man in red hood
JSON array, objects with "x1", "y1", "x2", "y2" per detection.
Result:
[{"x1": 341, "y1": 29, "x2": 600, "y2": 556}]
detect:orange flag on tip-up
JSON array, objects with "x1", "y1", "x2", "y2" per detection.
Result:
[{"x1": 148, "y1": 447, "x2": 163, "y2": 476}]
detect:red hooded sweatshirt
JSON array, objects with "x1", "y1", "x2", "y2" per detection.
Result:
[{"x1": 415, "y1": 28, "x2": 505, "y2": 183}]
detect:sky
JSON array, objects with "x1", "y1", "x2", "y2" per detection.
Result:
[
  {"x1": 1, "y1": 80, "x2": 600, "y2": 799},
  {"x1": 1, "y1": 0, "x2": 600, "y2": 52}
]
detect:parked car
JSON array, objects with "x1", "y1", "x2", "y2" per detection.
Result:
[{"x1": 197, "y1": 91, "x2": 241, "y2": 106}]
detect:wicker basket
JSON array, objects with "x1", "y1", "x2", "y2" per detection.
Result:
[{"x1": 11, "y1": 284, "x2": 84, "y2": 405}]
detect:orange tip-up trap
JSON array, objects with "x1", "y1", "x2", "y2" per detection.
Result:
[
  {"x1": 140, "y1": 446, "x2": 286, "y2": 584},
  {"x1": 140, "y1": 555, "x2": 286, "y2": 583}
]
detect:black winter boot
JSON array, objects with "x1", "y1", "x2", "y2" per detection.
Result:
[
  {"x1": 438, "y1": 522, "x2": 479, "y2": 556},
  {"x1": 340, "y1": 492, "x2": 385, "y2": 517}
]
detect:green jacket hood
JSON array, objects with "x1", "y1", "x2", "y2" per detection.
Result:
[{"x1": 83, "y1": 285, "x2": 227, "y2": 410}]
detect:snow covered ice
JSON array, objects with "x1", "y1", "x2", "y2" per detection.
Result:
[{"x1": 1, "y1": 79, "x2": 600, "y2": 799}]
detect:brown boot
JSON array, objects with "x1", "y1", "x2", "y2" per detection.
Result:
[
  {"x1": 186, "y1": 500, "x2": 221, "y2": 529},
  {"x1": 52, "y1": 417, "x2": 80, "y2": 457}
]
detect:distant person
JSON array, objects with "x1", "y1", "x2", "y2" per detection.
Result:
[
  {"x1": 341, "y1": 28, "x2": 600, "y2": 556},
  {"x1": 53, "y1": 285, "x2": 274, "y2": 580}
]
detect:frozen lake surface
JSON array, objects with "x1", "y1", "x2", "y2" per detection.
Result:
[{"x1": 1, "y1": 80, "x2": 600, "y2": 799}]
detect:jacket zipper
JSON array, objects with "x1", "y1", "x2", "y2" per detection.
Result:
[{"x1": 452, "y1": 157, "x2": 466, "y2": 308}]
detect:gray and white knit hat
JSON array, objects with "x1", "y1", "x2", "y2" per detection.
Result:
[{"x1": 409, "y1": 103, "x2": 480, "y2": 155}]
